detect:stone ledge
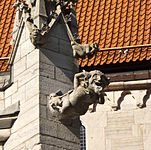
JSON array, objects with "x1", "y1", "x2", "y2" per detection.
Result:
[
  {"x1": 0, "y1": 102, "x2": 20, "y2": 117},
  {"x1": 0, "y1": 129, "x2": 10, "y2": 142},
  {"x1": 0, "y1": 117, "x2": 17, "y2": 129},
  {"x1": 0, "y1": 101, "x2": 20, "y2": 144},
  {"x1": 106, "y1": 70, "x2": 150, "y2": 82},
  {"x1": 105, "y1": 79, "x2": 151, "y2": 91}
]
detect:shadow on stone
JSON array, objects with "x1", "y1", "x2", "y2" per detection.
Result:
[
  {"x1": 117, "y1": 91, "x2": 131, "y2": 110},
  {"x1": 142, "y1": 89, "x2": 151, "y2": 108}
]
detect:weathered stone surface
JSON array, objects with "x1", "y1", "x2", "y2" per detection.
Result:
[
  {"x1": 107, "y1": 111, "x2": 134, "y2": 127},
  {"x1": 134, "y1": 109, "x2": 145, "y2": 124},
  {"x1": 7, "y1": 133, "x2": 40, "y2": 150},
  {"x1": 31, "y1": 144, "x2": 42, "y2": 150},
  {"x1": 40, "y1": 76, "x2": 72, "y2": 95},
  {"x1": 59, "y1": 39, "x2": 73, "y2": 57},
  {"x1": 0, "y1": 92, "x2": 4, "y2": 110},
  {"x1": 40, "y1": 105, "x2": 47, "y2": 119},
  {"x1": 40, "y1": 63, "x2": 55, "y2": 79},
  {"x1": 72, "y1": 41, "x2": 98, "y2": 58},
  {"x1": 15, "y1": 63, "x2": 39, "y2": 88},
  {"x1": 82, "y1": 96, "x2": 151, "y2": 150},
  {"x1": 106, "y1": 139, "x2": 112, "y2": 150},
  {"x1": 0, "y1": 101, "x2": 19, "y2": 117},
  {"x1": 42, "y1": 36, "x2": 59, "y2": 53},
  {"x1": 55, "y1": 67, "x2": 73, "y2": 85},
  {"x1": 12, "y1": 86, "x2": 26, "y2": 105},
  {"x1": 27, "y1": 49, "x2": 39, "y2": 69},
  {"x1": 105, "y1": 92, "x2": 114, "y2": 103},
  {"x1": 40, "y1": 49, "x2": 75, "y2": 71},
  {"x1": 40, "y1": 118, "x2": 58, "y2": 138},
  {"x1": 10, "y1": 144, "x2": 26, "y2": 150},
  {"x1": 0, "y1": 117, "x2": 17, "y2": 129},
  {"x1": 56, "y1": 122, "x2": 79, "y2": 143},
  {"x1": 20, "y1": 39, "x2": 35, "y2": 58},
  {"x1": 49, "y1": 21, "x2": 68, "y2": 40},
  {"x1": 4, "y1": 119, "x2": 39, "y2": 150},
  {"x1": 20, "y1": 94, "x2": 39, "y2": 114},
  {"x1": 87, "y1": 127, "x2": 105, "y2": 150},
  {"x1": 120, "y1": 94, "x2": 136, "y2": 110},
  {"x1": 11, "y1": 105, "x2": 39, "y2": 133},
  {"x1": 40, "y1": 135, "x2": 80, "y2": 150},
  {"x1": 0, "y1": 129, "x2": 10, "y2": 142},
  {"x1": 143, "y1": 124, "x2": 151, "y2": 150},
  {"x1": 5, "y1": 82, "x2": 18, "y2": 99},
  {"x1": 105, "y1": 125, "x2": 132, "y2": 139},
  {"x1": 81, "y1": 112, "x2": 107, "y2": 128},
  {"x1": 134, "y1": 108, "x2": 151, "y2": 125},
  {"x1": 14, "y1": 57, "x2": 27, "y2": 77},
  {"x1": 25, "y1": 134, "x2": 40, "y2": 150},
  {"x1": 111, "y1": 137, "x2": 143, "y2": 150},
  {"x1": 25, "y1": 76, "x2": 39, "y2": 100},
  {"x1": 4, "y1": 97, "x2": 12, "y2": 109},
  {"x1": 0, "y1": 100, "x2": 4, "y2": 111},
  {"x1": 132, "y1": 125, "x2": 143, "y2": 137},
  {"x1": 40, "y1": 93, "x2": 47, "y2": 106},
  {"x1": 0, "y1": 145, "x2": 3, "y2": 150},
  {"x1": 0, "y1": 92, "x2": 4, "y2": 100},
  {"x1": 18, "y1": 26, "x2": 29, "y2": 47}
]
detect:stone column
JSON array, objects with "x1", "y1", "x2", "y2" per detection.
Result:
[
  {"x1": 39, "y1": 16, "x2": 80, "y2": 149},
  {"x1": 3, "y1": 1, "x2": 80, "y2": 150}
]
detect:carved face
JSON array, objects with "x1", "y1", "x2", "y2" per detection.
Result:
[
  {"x1": 31, "y1": 28, "x2": 40, "y2": 37},
  {"x1": 89, "y1": 70, "x2": 109, "y2": 95}
]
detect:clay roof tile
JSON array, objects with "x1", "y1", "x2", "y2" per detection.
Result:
[
  {"x1": 0, "y1": 0, "x2": 15, "y2": 72},
  {"x1": 77, "y1": 0, "x2": 151, "y2": 67}
]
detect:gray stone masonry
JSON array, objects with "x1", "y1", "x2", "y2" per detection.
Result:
[
  {"x1": 81, "y1": 87, "x2": 151, "y2": 150},
  {"x1": 81, "y1": 107, "x2": 151, "y2": 150},
  {"x1": 3, "y1": 12, "x2": 80, "y2": 150},
  {"x1": 39, "y1": 17, "x2": 80, "y2": 149}
]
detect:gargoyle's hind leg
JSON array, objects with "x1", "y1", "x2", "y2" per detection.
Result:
[
  {"x1": 90, "y1": 102, "x2": 97, "y2": 112},
  {"x1": 60, "y1": 95, "x2": 71, "y2": 113}
]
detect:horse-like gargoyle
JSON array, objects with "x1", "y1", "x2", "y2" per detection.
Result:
[{"x1": 48, "y1": 70, "x2": 116, "y2": 120}]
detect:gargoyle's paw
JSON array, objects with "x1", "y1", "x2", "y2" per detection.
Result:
[
  {"x1": 136, "y1": 103, "x2": 144, "y2": 109},
  {"x1": 111, "y1": 105, "x2": 118, "y2": 111}
]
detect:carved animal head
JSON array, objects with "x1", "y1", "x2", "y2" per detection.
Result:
[
  {"x1": 88, "y1": 70, "x2": 110, "y2": 95},
  {"x1": 89, "y1": 43, "x2": 99, "y2": 53}
]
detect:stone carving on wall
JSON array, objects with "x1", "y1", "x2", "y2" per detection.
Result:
[
  {"x1": 62, "y1": 10, "x2": 99, "y2": 58},
  {"x1": 14, "y1": 0, "x2": 99, "y2": 57},
  {"x1": 71, "y1": 42, "x2": 99, "y2": 58},
  {"x1": 18, "y1": 0, "x2": 77, "y2": 45},
  {"x1": 48, "y1": 70, "x2": 117, "y2": 120}
]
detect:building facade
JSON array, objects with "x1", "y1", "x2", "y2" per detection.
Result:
[{"x1": 0, "y1": 0, "x2": 150, "y2": 150}]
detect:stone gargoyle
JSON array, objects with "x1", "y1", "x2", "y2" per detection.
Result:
[
  {"x1": 48, "y1": 70, "x2": 117, "y2": 120},
  {"x1": 21, "y1": 0, "x2": 78, "y2": 45},
  {"x1": 71, "y1": 41, "x2": 99, "y2": 58}
]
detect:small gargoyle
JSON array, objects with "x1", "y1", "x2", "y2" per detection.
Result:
[
  {"x1": 71, "y1": 41, "x2": 99, "y2": 58},
  {"x1": 48, "y1": 70, "x2": 117, "y2": 120},
  {"x1": 21, "y1": 0, "x2": 78, "y2": 45}
]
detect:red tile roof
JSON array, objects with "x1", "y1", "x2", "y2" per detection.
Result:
[
  {"x1": 0, "y1": 0, "x2": 16, "y2": 72},
  {"x1": 0, "y1": 0, "x2": 150, "y2": 71},
  {"x1": 76, "y1": 0, "x2": 151, "y2": 67}
]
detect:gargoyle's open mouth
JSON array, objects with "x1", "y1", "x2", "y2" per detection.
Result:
[{"x1": 95, "y1": 81, "x2": 102, "y2": 86}]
